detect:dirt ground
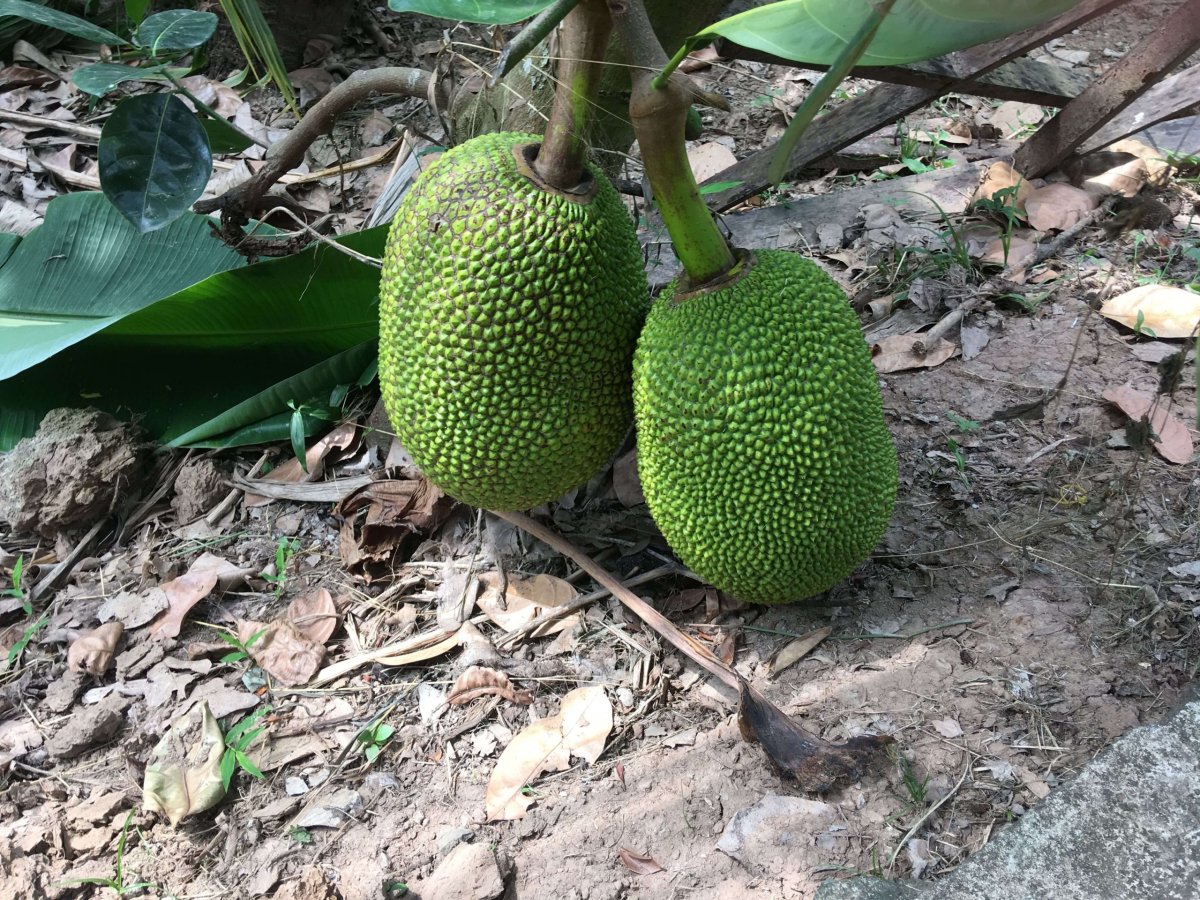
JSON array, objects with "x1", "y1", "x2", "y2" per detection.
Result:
[{"x1": 1, "y1": 2, "x2": 1198, "y2": 899}]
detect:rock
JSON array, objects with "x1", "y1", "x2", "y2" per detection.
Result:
[
  {"x1": 717, "y1": 794, "x2": 839, "y2": 870},
  {"x1": 67, "y1": 791, "x2": 125, "y2": 826},
  {"x1": 273, "y1": 866, "x2": 337, "y2": 900},
  {"x1": 0, "y1": 408, "x2": 146, "y2": 536},
  {"x1": 416, "y1": 842, "x2": 506, "y2": 900},
  {"x1": 292, "y1": 788, "x2": 363, "y2": 829},
  {"x1": 45, "y1": 694, "x2": 130, "y2": 760},
  {"x1": 42, "y1": 669, "x2": 88, "y2": 714},
  {"x1": 815, "y1": 698, "x2": 1200, "y2": 899},
  {"x1": 436, "y1": 825, "x2": 475, "y2": 857},
  {"x1": 171, "y1": 459, "x2": 230, "y2": 523}
]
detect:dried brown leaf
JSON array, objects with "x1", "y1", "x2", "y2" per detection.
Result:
[
  {"x1": 246, "y1": 423, "x2": 358, "y2": 507},
  {"x1": 287, "y1": 588, "x2": 339, "y2": 644},
  {"x1": 477, "y1": 572, "x2": 580, "y2": 637},
  {"x1": 149, "y1": 553, "x2": 252, "y2": 639},
  {"x1": 970, "y1": 161, "x2": 1032, "y2": 209},
  {"x1": 678, "y1": 46, "x2": 720, "y2": 73},
  {"x1": 336, "y1": 474, "x2": 456, "y2": 580},
  {"x1": 767, "y1": 626, "x2": 832, "y2": 677},
  {"x1": 1100, "y1": 284, "x2": 1200, "y2": 339},
  {"x1": 986, "y1": 100, "x2": 1045, "y2": 137},
  {"x1": 617, "y1": 848, "x2": 666, "y2": 875},
  {"x1": 238, "y1": 618, "x2": 326, "y2": 686},
  {"x1": 612, "y1": 449, "x2": 644, "y2": 507},
  {"x1": 142, "y1": 701, "x2": 227, "y2": 826},
  {"x1": 1024, "y1": 183, "x2": 1096, "y2": 231},
  {"x1": 687, "y1": 141, "x2": 737, "y2": 183},
  {"x1": 1102, "y1": 386, "x2": 1194, "y2": 464},
  {"x1": 486, "y1": 686, "x2": 613, "y2": 820},
  {"x1": 871, "y1": 333, "x2": 957, "y2": 373},
  {"x1": 448, "y1": 666, "x2": 533, "y2": 706},
  {"x1": 67, "y1": 622, "x2": 123, "y2": 677}
]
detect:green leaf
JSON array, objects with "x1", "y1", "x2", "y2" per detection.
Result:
[
  {"x1": 219, "y1": 748, "x2": 236, "y2": 791},
  {"x1": 71, "y1": 62, "x2": 167, "y2": 96},
  {"x1": 199, "y1": 115, "x2": 254, "y2": 154},
  {"x1": 0, "y1": 201, "x2": 384, "y2": 450},
  {"x1": 697, "y1": 180, "x2": 744, "y2": 196},
  {"x1": 387, "y1": 0, "x2": 553, "y2": 25},
  {"x1": 0, "y1": 0, "x2": 127, "y2": 45},
  {"x1": 220, "y1": 650, "x2": 248, "y2": 663},
  {"x1": 218, "y1": 0, "x2": 298, "y2": 116},
  {"x1": 99, "y1": 93, "x2": 212, "y2": 232},
  {"x1": 0, "y1": 192, "x2": 246, "y2": 382},
  {"x1": 290, "y1": 407, "x2": 308, "y2": 472},
  {"x1": 234, "y1": 750, "x2": 264, "y2": 779},
  {"x1": 137, "y1": 10, "x2": 218, "y2": 53},
  {"x1": 124, "y1": 0, "x2": 151, "y2": 23},
  {"x1": 665, "y1": 0, "x2": 1082, "y2": 71},
  {"x1": 234, "y1": 725, "x2": 266, "y2": 751}
]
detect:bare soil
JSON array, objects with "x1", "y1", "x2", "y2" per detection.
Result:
[{"x1": 1, "y1": 3, "x2": 1198, "y2": 900}]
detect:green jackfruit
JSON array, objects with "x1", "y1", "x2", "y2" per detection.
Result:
[
  {"x1": 379, "y1": 132, "x2": 648, "y2": 510},
  {"x1": 633, "y1": 249, "x2": 897, "y2": 604}
]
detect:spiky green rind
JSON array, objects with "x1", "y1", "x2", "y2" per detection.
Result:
[
  {"x1": 379, "y1": 132, "x2": 648, "y2": 510},
  {"x1": 633, "y1": 250, "x2": 897, "y2": 604}
]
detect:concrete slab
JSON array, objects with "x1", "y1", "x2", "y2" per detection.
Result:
[{"x1": 816, "y1": 698, "x2": 1200, "y2": 900}]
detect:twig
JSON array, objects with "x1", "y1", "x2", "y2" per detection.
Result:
[
  {"x1": 913, "y1": 195, "x2": 1119, "y2": 356},
  {"x1": 194, "y1": 67, "x2": 442, "y2": 225},
  {"x1": 0, "y1": 109, "x2": 102, "y2": 139},
  {"x1": 493, "y1": 511, "x2": 738, "y2": 689},
  {"x1": 737, "y1": 619, "x2": 975, "y2": 642},
  {"x1": 29, "y1": 519, "x2": 107, "y2": 603},
  {"x1": 889, "y1": 756, "x2": 971, "y2": 868},
  {"x1": 206, "y1": 451, "x2": 269, "y2": 525},
  {"x1": 496, "y1": 563, "x2": 677, "y2": 648}
]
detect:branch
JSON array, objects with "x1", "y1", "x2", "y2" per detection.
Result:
[{"x1": 194, "y1": 67, "x2": 441, "y2": 225}]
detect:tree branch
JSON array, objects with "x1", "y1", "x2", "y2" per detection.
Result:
[{"x1": 194, "y1": 67, "x2": 441, "y2": 226}]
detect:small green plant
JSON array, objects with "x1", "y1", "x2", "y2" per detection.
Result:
[
  {"x1": 63, "y1": 810, "x2": 156, "y2": 895},
  {"x1": 4, "y1": 612, "x2": 50, "y2": 672},
  {"x1": 895, "y1": 752, "x2": 930, "y2": 807},
  {"x1": 356, "y1": 721, "x2": 396, "y2": 763},
  {"x1": 3, "y1": 554, "x2": 29, "y2": 614},
  {"x1": 260, "y1": 536, "x2": 300, "y2": 597},
  {"x1": 288, "y1": 826, "x2": 314, "y2": 844},
  {"x1": 214, "y1": 625, "x2": 268, "y2": 665},
  {"x1": 1133, "y1": 309, "x2": 1158, "y2": 339},
  {"x1": 946, "y1": 411, "x2": 981, "y2": 433},
  {"x1": 973, "y1": 183, "x2": 1024, "y2": 264},
  {"x1": 946, "y1": 437, "x2": 968, "y2": 475},
  {"x1": 220, "y1": 707, "x2": 269, "y2": 791}
]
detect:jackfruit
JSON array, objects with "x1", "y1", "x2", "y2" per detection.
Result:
[
  {"x1": 633, "y1": 249, "x2": 897, "y2": 604},
  {"x1": 379, "y1": 131, "x2": 648, "y2": 510}
]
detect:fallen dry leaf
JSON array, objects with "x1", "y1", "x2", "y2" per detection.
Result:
[
  {"x1": 1103, "y1": 385, "x2": 1194, "y2": 464},
  {"x1": 871, "y1": 333, "x2": 958, "y2": 373},
  {"x1": 336, "y1": 474, "x2": 456, "y2": 580},
  {"x1": 1106, "y1": 138, "x2": 1173, "y2": 186},
  {"x1": 1024, "y1": 183, "x2": 1097, "y2": 231},
  {"x1": 678, "y1": 45, "x2": 721, "y2": 73},
  {"x1": 477, "y1": 571, "x2": 581, "y2": 637},
  {"x1": 612, "y1": 448, "x2": 644, "y2": 507},
  {"x1": 1100, "y1": 284, "x2": 1200, "y2": 339},
  {"x1": 149, "y1": 553, "x2": 254, "y2": 639},
  {"x1": 979, "y1": 231, "x2": 1037, "y2": 269},
  {"x1": 687, "y1": 141, "x2": 737, "y2": 183},
  {"x1": 238, "y1": 618, "x2": 326, "y2": 686},
  {"x1": 246, "y1": 423, "x2": 358, "y2": 506},
  {"x1": 486, "y1": 686, "x2": 613, "y2": 820},
  {"x1": 932, "y1": 717, "x2": 964, "y2": 738},
  {"x1": 287, "y1": 588, "x2": 340, "y2": 644},
  {"x1": 970, "y1": 161, "x2": 1032, "y2": 209},
  {"x1": 448, "y1": 666, "x2": 533, "y2": 706},
  {"x1": 67, "y1": 623, "x2": 123, "y2": 677},
  {"x1": 1082, "y1": 155, "x2": 1146, "y2": 200},
  {"x1": 986, "y1": 100, "x2": 1045, "y2": 137},
  {"x1": 618, "y1": 848, "x2": 666, "y2": 875},
  {"x1": 143, "y1": 701, "x2": 227, "y2": 826},
  {"x1": 767, "y1": 626, "x2": 832, "y2": 677}
]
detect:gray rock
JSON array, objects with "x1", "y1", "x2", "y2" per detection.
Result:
[
  {"x1": 717, "y1": 793, "x2": 839, "y2": 869},
  {"x1": 417, "y1": 842, "x2": 505, "y2": 900},
  {"x1": 816, "y1": 699, "x2": 1200, "y2": 900},
  {"x1": 437, "y1": 825, "x2": 475, "y2": 857},
  {"x1": 45, "y1": 694, "x2": 129, "y2": 760}
]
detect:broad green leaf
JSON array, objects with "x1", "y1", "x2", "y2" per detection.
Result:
[
  {"x1": 0, "y1": 0, "x2": 126, "y2": 45},
  {"x1": 99, "y1": 93, "x2": 212, "y2": 232},
  {"x1": 71, "y1": 62, "x2": 167, "y2": 96},
  {"x1": 199, "y1": 115, "x2": 254, "y2": 154},
  {"x1": 124, "y1": 0, "x2": 151, "y2": 23},
  {"x1": 665, "y1": 0, "x2": 1082, "y2": 71},
  {"x1": 0, "y1": 191, "x2": 246, "y2": 381},
  {"x1": 0, "y1": 214, "x2": 387, "y2": 450},
  {"x1": 137, "y1": 9, "x2": 218, "y2": 53},
  {"x1": 387, "y1": 0, "x2": 553, "y2": 26}
]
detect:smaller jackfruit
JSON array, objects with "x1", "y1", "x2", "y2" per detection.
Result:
[
  {"x1": 633, "y1": 249, "x2": 897, "y2": 604},
  {"x1": 378, "y1": 132, "x2": 648, "y2": 511}
]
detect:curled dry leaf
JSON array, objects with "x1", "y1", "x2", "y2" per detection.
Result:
[
  {"x1": 970, "y1": 161, "x2": 1032, "y2": 209},
  {"x1": 1100, "y1": 284, "x2": 1200, "y2": 339},
  {"x1": 238, "y1": 618, "x2": 326, "y2": 686},
  {"x1": 67, "y1": 622, "x2": 124, "y2": 677},
  {"x1": 486, "y1": 686, "x2": 613, "y2": 821},
  {"x1": 143, "y1": 700, "x2": 227, "y2": 826},
  {"x1": 767, "y1": 626, "x2": 832, "y2": 678},
  {"x1": 1081, "y1": 156, "x2": 1146, "y2": 200},
  {"x1": 245, "y1": 422, "x2": 358, "y2": 507},
  {"x1": 612, "y1": 448, "x2": 644, "y2": 507},
  {"x1": 871, "y1": 333, "x2": 958, "y2": 373},
  {"x1": 1107, "y1": 139, "x2": 1173, "y2": 186},
  {"x1": 618, "y1": 848, "x2": 666, "y2": 875},
  {"x1": 1024, "y1": 183, "x2": 1096, "y2": 232},
  {"x1": 477, "y1": 571, "x2": 581, "y2": 637},
  {"x1": 288, "y1": 588, "x2": 340, "y2": 644},
  {"x1": 448, "y1": 666, "x2": 533, "y2": 706},
  {"x1": 336, "y1": 474, "x2": 456, "y2": 581},
  {"x1": 1102, "y1": 385, "x2": 1194, "y2": 464},
  {"x1": 149, "y1": 553, "x2": 253, "y2": 639},
  {"x1": 985, "y1": 100, "x2": 1045, "y2": 137}
]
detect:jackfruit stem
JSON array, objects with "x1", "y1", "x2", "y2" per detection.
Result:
[
  {"x1": 609, "y1": 0, "x2": 736, "y2": 286},
  {"x1": 535, "y1": 0, "x2": 612, "y2": 190}
]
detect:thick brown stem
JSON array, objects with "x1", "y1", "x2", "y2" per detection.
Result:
[
  {"x1": 534, "y1": 0, "x2": 613, "y2": 189},
  {"x1": 194, "y1": 67, "x2": 440, "y2": 223}
]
